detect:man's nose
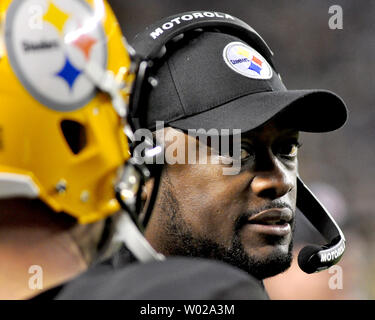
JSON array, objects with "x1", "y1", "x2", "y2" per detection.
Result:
[{"x1": 250, "y1": 164, "x2": 294, "y2": 200}]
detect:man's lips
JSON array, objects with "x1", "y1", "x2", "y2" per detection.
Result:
[
  {"x1": 247, "y1": 207, "x2": 293, "y2": 225},
  {"x1": 243, "y1": 208, "x2": 293, "y2": 236}
]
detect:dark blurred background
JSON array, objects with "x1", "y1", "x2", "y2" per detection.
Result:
[{"x1": 109, "y1": 0, "x2": 375, "y2": 299}]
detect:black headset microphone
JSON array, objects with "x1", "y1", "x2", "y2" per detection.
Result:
[
  {"x1": 129, "y1": 11, "x2": 346, "y2": 273},
  {"x1": 296, "y1": 177, "x2": 345, "y2": 273}
]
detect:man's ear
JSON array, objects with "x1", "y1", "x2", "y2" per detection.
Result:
[{"x1": 140, "y1": 178, "x2": 155, "y2": 222}]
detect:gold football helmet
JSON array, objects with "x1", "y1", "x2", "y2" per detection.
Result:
[{"x1": 0, "y1": 0, "x2": 134, "y2": 223}]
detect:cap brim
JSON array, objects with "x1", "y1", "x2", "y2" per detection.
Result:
[{"x1": 168, "y1": 90, "x2": 348, "y2": 134}]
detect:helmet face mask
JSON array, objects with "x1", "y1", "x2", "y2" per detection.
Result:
[{"x1": 0, "y1": 0, "x2": 134, "y2": 223}]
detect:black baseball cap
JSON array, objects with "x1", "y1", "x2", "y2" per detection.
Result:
[{"x1": 143, "y1": 31, "x2": 347, "y2": 133}]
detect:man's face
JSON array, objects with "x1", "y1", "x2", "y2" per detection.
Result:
[{"x1": 145, "y1": 117, "x2": 299, "y2": 279}]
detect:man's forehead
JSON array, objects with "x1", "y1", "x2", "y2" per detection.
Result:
[
  {"x1": 156, "y1": 123, "x2": 298, "y2": 148},
  {"x1": 242, "y1": 117, "x2": 299, "y2": 141}
]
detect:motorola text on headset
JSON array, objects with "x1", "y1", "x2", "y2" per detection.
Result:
[{"x1": 127, "y1": 11, "x2": 346, "y2": 274}]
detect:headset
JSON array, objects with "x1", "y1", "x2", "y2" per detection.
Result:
[{"x1": 128, "y1": 11, "x2": 346, "y2": 274}]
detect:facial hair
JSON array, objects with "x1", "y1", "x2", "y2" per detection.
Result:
[{"x1": 158, "y1": 171, "x2": 294, "y2": 280}]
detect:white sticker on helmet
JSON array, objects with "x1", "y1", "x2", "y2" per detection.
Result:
[
  {"x1": 223, "y1": 41, "x2": 272, "y2": 80},
  {"x1": 5, "y1": 0, "x2": 107, "y2": 111}
]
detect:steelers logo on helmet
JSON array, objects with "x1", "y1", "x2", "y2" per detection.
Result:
[
  {"x1": 223, "y1": 41, "x2": 272, "y2": 80},
  {"x1": 5, "y1": 0, "x2": 107, "y2": 111}
]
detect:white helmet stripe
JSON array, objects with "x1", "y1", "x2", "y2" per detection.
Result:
[{"x1": 0, "y1": 173, "x2": 39, "y2": 198}]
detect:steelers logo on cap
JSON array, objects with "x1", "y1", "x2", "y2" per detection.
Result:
[
  {"x1": 223, "y1": 41, "x2": 272, "y2": 80},
  {"x1": 5, "y1": 0, "x2": 107, "y2": 111}
]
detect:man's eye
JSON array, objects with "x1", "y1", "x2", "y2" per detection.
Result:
[
  {"x1": 276, "y1": 142, "x2": 302, "y2": 158},
  {"x1": 241, "y1": 148, "x2": 249, "y2": 160},
  {"x1": 240, "y1": 144, "x2": 254, "y2": 161}
]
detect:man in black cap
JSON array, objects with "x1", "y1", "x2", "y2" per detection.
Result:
[
  {"x1": 136, "y1": 22, "x2": 347, "y2": 280},
  {"x1": 27, "y1": 12, "x2": 274, "y2": 300}
]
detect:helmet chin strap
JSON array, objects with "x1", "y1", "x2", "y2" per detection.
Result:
[
  {"x1": 114, "y1": 211, "x2": 165, "y2": 262},
  {"x1": 114, "y1": 157, "x2": 165, "y2": 262}
]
